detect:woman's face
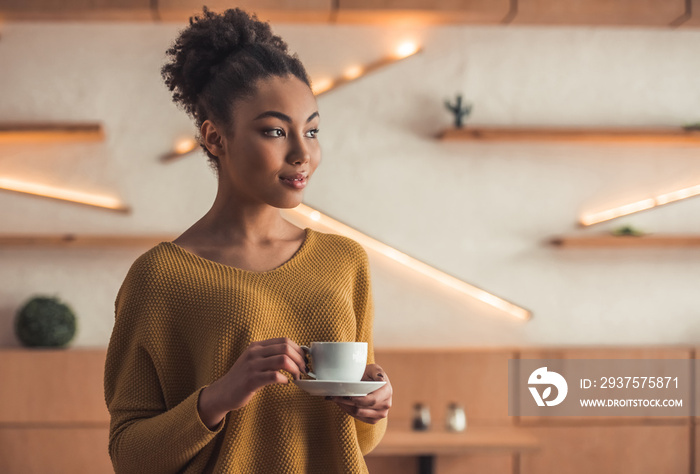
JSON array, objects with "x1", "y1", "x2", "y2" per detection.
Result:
[{"x1": 216, "y1": 75, "x2": 321, "y2": 209}]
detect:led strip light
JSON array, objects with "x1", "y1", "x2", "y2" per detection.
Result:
[
  {"x1": 580, "y1": 184, "x2": 700, "y2": 226},
  {"x1": 312, "y1": 41, "x2": 421, "y2": 96},
  {"x1": 284, "y1": 203, "x2": 531, "y2": 321},
  {"x1": 0, "y1": 177, "x2": 129, "y2": 212}
]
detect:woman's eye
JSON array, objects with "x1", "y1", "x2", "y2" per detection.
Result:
[
  {"x1": 306, "y1": 129, "x2": 320, "y2": 138},
  {"x1": 264, "y1": 129, "x2": 285, "y2": 138}
]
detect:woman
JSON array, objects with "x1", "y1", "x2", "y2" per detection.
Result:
[{"x1": 103, "y1": 6, "x2": 391, "y2": 474}]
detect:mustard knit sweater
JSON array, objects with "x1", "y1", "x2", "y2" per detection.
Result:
[{"x1": 104, "y1": 228, "x2": 387, "y2": 473}]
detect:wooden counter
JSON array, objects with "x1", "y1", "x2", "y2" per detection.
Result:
[{"x1": 370, "y1": 427, "x2": 539, "y2": 456}]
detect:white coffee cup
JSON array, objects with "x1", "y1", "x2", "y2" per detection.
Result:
[{"x1": 300, "y1": 342, "x2": 368, "y2": 381}]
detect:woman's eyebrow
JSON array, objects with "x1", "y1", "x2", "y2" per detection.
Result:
[{"x1": 254, "y1": 111, "x2": 320, "y2": 123}]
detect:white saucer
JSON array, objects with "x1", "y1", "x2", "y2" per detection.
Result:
[{"x1": 293, "y1": 379, "x2": 386, "y2": 397}]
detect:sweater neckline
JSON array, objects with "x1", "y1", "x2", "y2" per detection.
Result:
[{"x1": 161, "y1": 227, "x2": 314, "y2": 276}]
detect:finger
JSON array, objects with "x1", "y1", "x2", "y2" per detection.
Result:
[
  {"x1": 363, "y1": 364, "x2": 388, "y2": 382},
  {"x1": 330, "y1": 395, "x2": 373, "y2": 408},
  {"x1": 330, "y1": 394, "x2": 391, "y2": 410},
  {"x1": 249, "y1": 343, "x2": 307, "y2": 374},
  {"x1": 260, "y1": 343, "x2": 307, "y2": 367},
  {"x1": 332, "y1": 380, "x2": 392, "y2": 406},
  {"x1": 255, "y1": 337, "x2": 296, "y2": 346},
  {"x1": 252, "y1": 353, "x2": 305, "y2": 379},
  {"x1": 332, "y1": 402, "x2": 388, "y2": 424}
]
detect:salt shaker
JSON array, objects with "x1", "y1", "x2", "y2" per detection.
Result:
[
  {"x1": 412, "y1": 403, "x2": 431, "y2": 431},
  {"x1": 446, "y1": 402, "x2": 467, "y2": 432}
]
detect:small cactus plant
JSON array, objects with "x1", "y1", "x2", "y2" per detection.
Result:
[
  {"x1": 14, "y1": 296, "x2": 77, "y2": 348},
  {"x1": 444, "y1": 94, "x2": 473, "y2": 128}
]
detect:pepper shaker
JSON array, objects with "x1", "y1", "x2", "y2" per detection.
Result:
[
  {"x1": 446, "y1": 402, "x2": 467, "y2": 432},
  {"x1": 412, "y1": 403, "x2": 431, "y2": 431}
]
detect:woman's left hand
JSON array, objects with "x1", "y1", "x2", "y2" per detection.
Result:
[{"x1": 326, "y1": 364, "x2": 392, "y2": 424}]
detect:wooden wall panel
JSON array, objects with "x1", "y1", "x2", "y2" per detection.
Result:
[
  {"x1": 520, "y1": 424, "x2": 691, "y2": 474},
  {"x1": 436, "y1": 453, "x2": 514, "y2": 474},
  {"x1": 336, "y1": 0, "x2": 512, "y2": 24},
  {"x1": 365, "y1": 453, "x2": 514, "y2": 474},
  {"x1": 680, "y1": 0, "x2": 700, "y2": 27},
  {"x1": 694, "y1": 348, "x2": 699, "y2": 424},
  {"x1": 1, "y1": 0, "x2": 695, "y2": 25},
  {"x1": 695, "y1": 422, "x2": 700, "y2": 474},
  {"x1": 375, "y1": 348, "x2": 516, "y2": 429},
  {"x1": 157, "y1": 0, "x2": 333, "y2": 23},
  {"x1": 365, "y1": 456, "x2": 419, "y2": 474},
  {"x1": 0, "y1": 347, "x2": 696, "y2": 473},
  {"x1": 0, "y1": 0, "x2": 152, "y2": 21},
  {"x1": 0, "y1": 427, "x2": 112, "y2": 474},
  {"x1": 513, "y1": 0, "x2": 687, "y2": 27},
  {"x1": 0, "y1": 349, "x2": 109, "y2": 424}
]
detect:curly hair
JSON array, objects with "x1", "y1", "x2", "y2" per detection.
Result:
[{"x1": 161, "y1": 6, "x2": 312, "y2": 171}]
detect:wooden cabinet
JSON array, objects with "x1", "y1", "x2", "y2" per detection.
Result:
[
  {"x1": 695, "y1": 422, "x2": 700, "y2": 474},
  {"x1": 0, "y1": 347, "x2": 696, "y2": 473},
  {"x1": 0, "y1": 349, "x2": 111, "y2": 474},
  {"x1": 2, "y1": 0, "x2": 695, "y2": 25},
  {"x1": 520, "y1": 424, "x2": 690, "y2": 474},
  {"x1": 370, "y1": 347, "x2": 696, "y2": 474},
  {"x1": 373, "y1": 349, "x2": 516, "y2": 427},
  {"x1": 513, "y1": 0, "x2": 688, "y2": 26},
  {"x1": 0, "y1": 0, "x2": 152, "y2": 21},
  {"x1": 0, "y1": 428, "x2": 112, "y2": 474},
  {"x1": 157, "y1": 0, "x2": 333, "y2": 23},
  {"x1": 336, "y1": 0, "x2": 512, "y2": 24},
  {"x1": 0, "y1": 0, "x2": 333, "y2": 22},
  {"x1": 367, "y1": 349, "x2": 533, "y2": 474},
  {"x1": 685, "y1": 0, "x2": 700, "y2": 27}
]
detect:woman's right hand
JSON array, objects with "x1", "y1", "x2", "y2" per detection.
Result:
[{"x1": 197, "y1": 337, "x2": 307, "y2": 430}]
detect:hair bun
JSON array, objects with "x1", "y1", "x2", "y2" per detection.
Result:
[
  {"x1": 193, "y1": 6, "x2": 289, "y2": 58},
  {"x1": 162, "y1": 6, "x2": 290, "y2": 110}
]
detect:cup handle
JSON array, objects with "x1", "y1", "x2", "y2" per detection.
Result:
[{"x1": 300, "y1": 345, "x2": 317, "y2": 379}]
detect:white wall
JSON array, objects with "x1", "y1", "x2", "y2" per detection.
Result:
[{"x1": 1, "y1": 20, "x2": 699, "y2": 348}]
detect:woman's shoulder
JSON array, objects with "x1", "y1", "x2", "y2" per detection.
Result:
[
  {"x1": 308, "y1": 229, "x2": 368, "y2": 264},
  {"x1": 122, "y1": 241, "x2": 184, "y2": 284}
]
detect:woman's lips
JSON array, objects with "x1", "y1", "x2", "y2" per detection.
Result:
[{"x1": 280, "y1": 176, "x2": 307, "y2": 189}]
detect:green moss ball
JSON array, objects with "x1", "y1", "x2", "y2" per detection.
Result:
[{"x1": 15, "y1": 296, "x2": 77, "y2": 348}]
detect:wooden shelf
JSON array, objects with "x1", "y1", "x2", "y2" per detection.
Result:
[
  {"x1": 0, "y1": 123, "x2": 104, "y2": 144},
  {"x1": 0, "y1": 234, "x2": 173, "y2": 247},
  {"x1": 369, "y1": 427, "x2": 539, "y2": 456},
  {"x1": 439, "y1": 127, "x2": 700, "y2": 145},
  {"x1": 550, "y1": 235, "x2": 700, "y2": 248}
]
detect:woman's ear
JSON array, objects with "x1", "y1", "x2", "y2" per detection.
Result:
[{"x1": 201, "y1": 120, "x2": 226, "y2": 158}]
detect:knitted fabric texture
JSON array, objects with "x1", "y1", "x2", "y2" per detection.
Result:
[{"x1": 104, "y1": 228, "x2": 387, "y2": 473}]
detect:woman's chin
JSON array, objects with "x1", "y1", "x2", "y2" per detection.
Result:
[{"x1": 271, "y1": 196, "x2": 304, "y2": 210}]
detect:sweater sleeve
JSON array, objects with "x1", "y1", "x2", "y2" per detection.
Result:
[
  {"x1": 103, "y1": 254, "x2": 225, "y2": 474},
  {"x1": 351, "y1": 244, "x2": 388, "y2": 455}
]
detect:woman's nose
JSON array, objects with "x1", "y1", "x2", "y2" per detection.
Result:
[{"x1": 287, "y1": 136, "x2": 311, "y2": 165}]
